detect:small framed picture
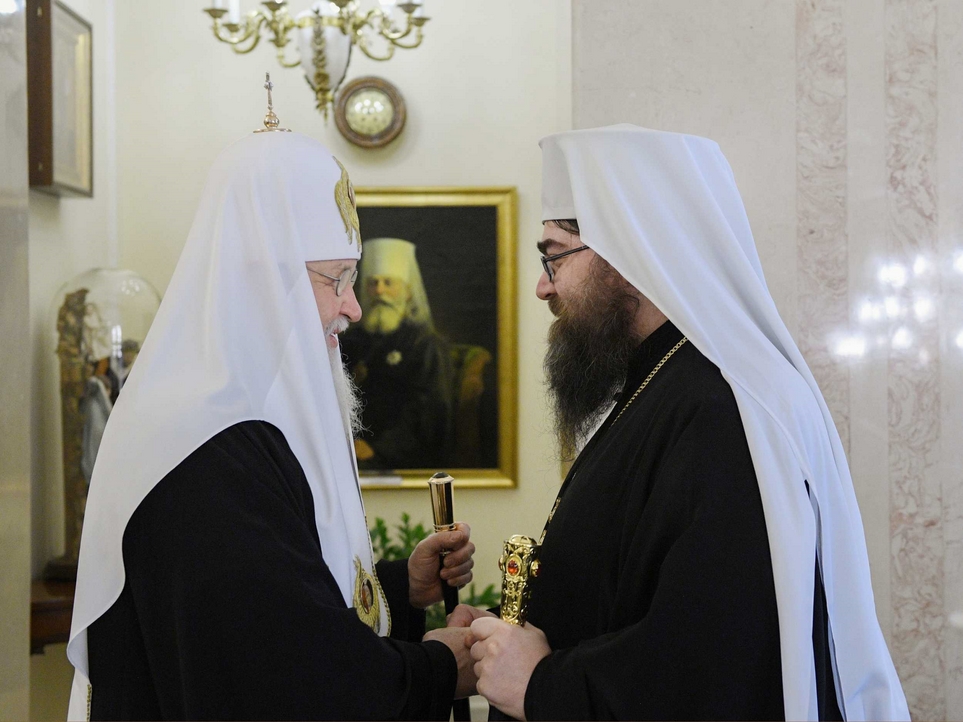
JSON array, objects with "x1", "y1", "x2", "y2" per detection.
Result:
[
  {"x1": 27, "y1": 0, "x2": 93, "y2": 197},
  {"x1": 348, "y1": 187, "x2": 518, "y2": 489}
]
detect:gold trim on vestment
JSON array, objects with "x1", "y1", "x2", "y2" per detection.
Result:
[{"x1": 353, "y1": 556, "x2": 385, "y2": 634}]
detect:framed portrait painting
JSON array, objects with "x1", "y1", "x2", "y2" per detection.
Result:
[
  {"x1": 27, "y1": 0, "x2": 93, "y2": 197},
  {"x1": 347, "y1": 187, "x2": 517, "y2": 489}
]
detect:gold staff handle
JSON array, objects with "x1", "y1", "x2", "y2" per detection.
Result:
[{"x1": 498, "y1": 535, "x2": 541, "y2": 626}]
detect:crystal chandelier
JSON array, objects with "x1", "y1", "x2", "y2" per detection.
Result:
[{"x1": 202, "y1": 0, "x2": 428, "y2": 117}]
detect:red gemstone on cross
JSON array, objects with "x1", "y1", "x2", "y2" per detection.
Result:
[{"x1": 507, "y1": 559, "x2": 520, "y2": 576}]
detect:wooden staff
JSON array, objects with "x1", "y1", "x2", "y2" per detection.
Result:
[{"x1": 428, "y1": 472, "x2": 471, "y2": 721}]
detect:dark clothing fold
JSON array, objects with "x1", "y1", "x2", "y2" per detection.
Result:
[{"x1": 87, "y1": 420, "x2": 455, "y2": 721}]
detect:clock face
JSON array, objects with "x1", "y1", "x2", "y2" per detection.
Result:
[
  {"x1": 334, "y1": 76, "x2": 406, "y2": 148},
  {"x1": 344, "y1": 89, "x2": 395, "y2": 136}
]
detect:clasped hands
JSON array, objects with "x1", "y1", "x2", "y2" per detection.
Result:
[
  {"x1": 425, "y1": 605, "x2": 551, "y2": 720},
  {"x1": 409, "y1": 525, "x2": 550, "y2": 718}
]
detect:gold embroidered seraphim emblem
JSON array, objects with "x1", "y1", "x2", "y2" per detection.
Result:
[
  {"x1": 353, "y1": 556, "x2": 382, "y2": 633},
  {"x1": 334, "y1": 157, "x2": 361, "y2": 250}
]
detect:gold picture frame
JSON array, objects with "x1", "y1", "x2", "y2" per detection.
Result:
[{"x1": 349, "y1": 187, "x2": 517, "y2": 489}]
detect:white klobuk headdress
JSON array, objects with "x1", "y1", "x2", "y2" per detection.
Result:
[
  {"x1": 66, "y1": 130, "x2": 382, "y2": 718},
  {"x1": 540, "y1": 125, "x2": 908, "y2": 721},
  {"x1": 356, "y1": 237, "x2": 435, "y2": 329}
]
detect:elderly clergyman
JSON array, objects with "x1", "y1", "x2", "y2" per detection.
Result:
[
  {"x1": 65, "y1": 126, "x2": 476, "y2": 719},
  {"x1": 454, "y1": 126, "x2": 908, "y2": 721},
  {"x1": 340, "y1": 237, "x2": 454, "y2": 470}
]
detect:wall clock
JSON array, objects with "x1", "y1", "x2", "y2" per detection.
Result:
[{"x1": 334, "y1": 76, "x2": 407, "y2": 149}]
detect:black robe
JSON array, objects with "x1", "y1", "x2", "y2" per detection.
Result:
[
  {"x1": 520, "y1": 321, "x2": 841, "y2": 721},
  {"x1": 86, "y1": 420, "x2": 456, "y2": 720},
  {"x1": 340, "y1": 321, "x2": 454, "y2": 470}
]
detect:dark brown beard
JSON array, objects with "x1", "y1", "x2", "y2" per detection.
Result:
[{"x1": 544, "y1": 257, "x2": 641, "y2": 457}]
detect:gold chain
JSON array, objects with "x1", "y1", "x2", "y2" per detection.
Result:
[
  {"x1": 612, "y1": 337, "x2": 688, "y2": 424},
  {"x1": 539, "y1": 337, "x2": 688, "y2": 543}
]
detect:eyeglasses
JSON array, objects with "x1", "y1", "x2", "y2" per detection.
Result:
[
  {"x1": 540, "y1": 245, "x2": 589, "y2": 283},
  {"x1": 310, "y1": 267, "x2": 359, "y2": 296}
]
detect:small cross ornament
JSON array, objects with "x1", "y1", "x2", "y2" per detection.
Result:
[
  {"x1": 255, "y1": 71, "x2": 291, "y2": 133},
  {"x1": 265, "y1": 74, "x2": 274, "y2": 104}
]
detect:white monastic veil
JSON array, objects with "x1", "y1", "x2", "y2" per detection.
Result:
[
  {"x1": 66, "y1": 131, "x2": 387, "y2": 719},
  {"x1": 540, "y1": 125, "x2": 908, "y2": 721},
  {"x1": 356, "y1": 237, "x2": 435, "y2": 329}
]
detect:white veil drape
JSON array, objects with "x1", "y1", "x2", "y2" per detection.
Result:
[{"x1": 356, "y1": 237, "x2": 435, "y2": 330}]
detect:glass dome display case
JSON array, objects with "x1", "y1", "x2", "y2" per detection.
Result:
[{"x1": 46, "y1": 268, "x2": 161, "y2": 580}]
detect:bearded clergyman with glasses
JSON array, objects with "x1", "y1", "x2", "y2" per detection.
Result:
[{"x1": 450, "y1": 126, "x2": 909, "y2": 722}]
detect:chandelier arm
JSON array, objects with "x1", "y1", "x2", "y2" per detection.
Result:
[
  {"x1": 356, "y1": 8, "x2": 382, "y2": 33},
  {"x1": 356, "y1": 33, "x2": 397, "y2": 62},
  {"x1": 230, "y1": 27, "x2": 265, "y2": 55},
  {"x1": 275, "y1": 44, "x2": 302, "y2": 68},
  {"x1": 210, "y1": 12, "x2": 269, "y2": 54},
  {"x1": 212, "y1": 21, "x2": 250, "y2": 45},
  {"x1": 265, "y1": 7, "x2": 297, "y2": 48},
  {"x1": 385, "y1": 29, "x2": 423, "y2": 50},
  {"x1": 377, "y1": 15, "x2": 415, "y2": 42}
]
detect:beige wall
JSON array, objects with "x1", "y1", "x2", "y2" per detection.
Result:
[
  {"x1": 27, "y1": 0, "x2": 116, "y2": 717},
  {"x1": 114, "y1": 0, "x2": 572, "y2": 596},
  {"x1": 29, "y1": 644, "x2": 72, "y2": 722},
  {"x1": 574, "y1": 0, "x2": 963, "y2": 719},
  {"x1": 1, "y1": 2, "x2": 33, "y2": 719},
  {"x1": 30, "y1": 0, "x2": 116, "y2": 578}
]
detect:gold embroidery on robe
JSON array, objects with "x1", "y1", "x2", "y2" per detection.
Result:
[{"x1": 353, "y1": 556, "x2": 382, "y2": 633}]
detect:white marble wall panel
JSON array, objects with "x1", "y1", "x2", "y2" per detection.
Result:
[
  {"x1": 796, "y1": 0, "x2": 850, "y2": 453},
  {"x1": 885, "y1": 2, "x2": 944, "y2": 718},
  {"x1": 844, "y1": 0, "x2": 892, "y2": 643},
  {"x1": 937, "y1": 2, "x2": 963, "y2": 717}
]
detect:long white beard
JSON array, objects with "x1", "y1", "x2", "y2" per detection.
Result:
[
  {"x1": 362, "y1": 301, "x2": 404, "y2": 334},
  {"x1": 328, "y1": 345, "x2": 364, "y2": 437},
  {"x1": 325, "y1": 317, "x2": 364, "y2": 437}
]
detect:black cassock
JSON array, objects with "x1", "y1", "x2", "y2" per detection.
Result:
[
  {"x1": 86, "y1": 421, "x2": 456, "y2": 721},
  {"x1": 519, "y1": 322, "x2": 841, "y2": 721},
  {"x1": 340, "y1": 321, "x2": 454, "y2": 470}
]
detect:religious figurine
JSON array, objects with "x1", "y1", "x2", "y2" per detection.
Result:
[{"x1": 47, "y1": 270, "x2": 160, "y2": 581}]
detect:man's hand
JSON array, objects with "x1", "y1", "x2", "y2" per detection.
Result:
[
  {"x1": 408, "y1": 522, "x2": 474, "y2": 609},
  {"x1": 470, "y1": 617, "x2": 551, "y2": 721},
  {"x1": 447, "y1": 603, "x2": 496, "y2": 629},
  {"x1": 424, "y1": 626, "x2": 478, "y2": 699}
]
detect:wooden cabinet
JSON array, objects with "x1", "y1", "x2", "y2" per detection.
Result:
[{"x1": 31, "y1": 580, "x2": 74, "y2": 654}]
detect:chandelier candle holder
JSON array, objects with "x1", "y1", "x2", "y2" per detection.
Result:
[{"x1": 202, "y1": 0, "x2": 428, "y2": 116}]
